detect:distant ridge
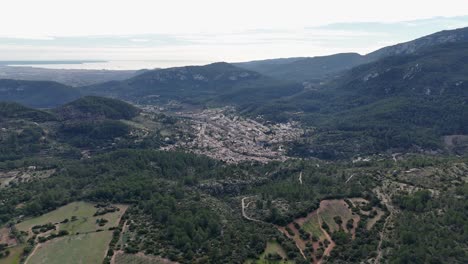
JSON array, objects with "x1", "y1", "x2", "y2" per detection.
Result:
[
  {"x1": 367, "y1": 26, "x2": 468, "y2": 59},
  {"x1": 0, "y1": 60, "x2": 106, "y2": 65},
  {"x1": 235, "y1": 53, "x2": 366, "y2": 81},
  {"x1": 236, "y1": 26, "x2": 468, "y2": 82},
  {"x1": 0, "y1": 79, "x2": 81, "y2": 108},
  {"x1": 81, "y1": 62, "x2": 302, "y2": 106}
]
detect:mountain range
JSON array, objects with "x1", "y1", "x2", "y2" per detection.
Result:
[
  {"x1": 81, "y1": 62, "x2": 302, "y2": 106},
  {"x1": 1, "y1": 26, "x2": 468, "y2": 158},
  {"x1": 1, "y1": 25, "x2": 468, "y2": 264},
  {"x1": 236, "y1": 26, "x2": 468, "y2": 82}
]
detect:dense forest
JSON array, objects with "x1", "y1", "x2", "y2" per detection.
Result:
[{"x1": 1, "y1": 139, "x2": 466, "y2": 263}]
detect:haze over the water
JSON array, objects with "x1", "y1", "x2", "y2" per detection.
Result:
[
  {"x1": 5, "y1": 60, "x2": 212, "y2": 70},
  {"x1": 1, "y1": 0, "x2": 468, "y2": 69}
]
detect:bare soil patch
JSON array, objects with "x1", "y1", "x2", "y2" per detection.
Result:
[{"x1": 277, "y1": 199, "x2": 364, "y2": 263}]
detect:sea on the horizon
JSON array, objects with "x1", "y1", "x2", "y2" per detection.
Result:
[{"x1": 4, "y1": 60, "x2": 213, "y2": 70}]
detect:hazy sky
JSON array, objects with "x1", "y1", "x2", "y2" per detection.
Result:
[{"x1": 1, "y1": 0, "x2": 468, "y2": 67}]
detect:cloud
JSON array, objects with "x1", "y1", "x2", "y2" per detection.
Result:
[
  {"x1": 1, "y1": 16, "x2": 468, "y2": 65},
  {"x1": 130, "y1": 38, "x2": 150, "y2": 42},
  {"x1": 312, "y1": 16, "x2": 468, "y2": 37},
  {"x1": 2, "y1": 36, "x2": 56, "y2": 41}
]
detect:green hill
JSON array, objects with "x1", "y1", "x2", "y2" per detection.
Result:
[
  {"x1": 0, "y1": 102, "x2": 56, "y2": 122},
  {"x1": 55, "y1": 96, "x2": 141, "y2": 120},
  {"x1": 0, "y1": 79, "x2": 81, "y2": 108},
  {"x1": 0, "y1": 97, "x2": 141, "y2": 161}
]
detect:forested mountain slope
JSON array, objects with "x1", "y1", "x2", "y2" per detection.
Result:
[
  {"x1": 235, "y1": 53, "x2": 366, "y2": 82},
  {"x1": 0, "y1": 45, "x2": 467, "y2": 264},
  {"x1": 236, "y1": 26, "x2": 468, "y2": 82},
  {"x1": 0, "y1": 79, "x2": 81, "y2": 108},
  {"x1": 247, "y1": 42, "x2": 468, "y2": 158},
  {"x1": 55, "y1": 96, "x2": 141, "y2": 120},
  {"x1": 81, "y1": 62, "x2": 303, "y2": 105},
  {"x1": 366, "y1": 26, "x2": 468, "y2": 60}
]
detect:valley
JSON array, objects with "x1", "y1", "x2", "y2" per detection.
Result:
[
  {"x1": 0, "y1": 24, "x2": 467, "y2": 264},
  {"x1": 155, "y1": 106, "x2": 304, "y2": 163}
]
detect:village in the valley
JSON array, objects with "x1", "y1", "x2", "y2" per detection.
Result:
[{"x1": 143, "y1": 105, "x2": 305, "y2": 163}]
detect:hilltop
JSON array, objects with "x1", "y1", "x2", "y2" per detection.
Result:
[
  {"x1": 55, "y1": 96, "x2": 141, "y2": 120},
  {"x1": 0, "y1": 102, "x2": 56, "y2": 122},
  {"x1": 0, "y1": 79, "x2": 81, "y2": 108}
]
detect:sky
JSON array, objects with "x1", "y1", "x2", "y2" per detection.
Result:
[{"x1": 1, "y1": 0, "x2": 468, "y2": 68}]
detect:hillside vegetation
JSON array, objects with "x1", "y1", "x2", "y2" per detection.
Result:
[
  {"x1": 237, "y1": 26, "x2": 468, "y2": 83},
  {"x1": 0, "y1": 26, "x2": 467, "y2": 264},
  {"x1": 55, "y1": 96, "x2": 141, "y2": 120},
  {"x1": 236, "y1": 53, "x2": 367, "y2": 82},
  {"x1": 0, "y1": 102, "x2": 55, "y2": 122},
  {"x1": 0, "y1": 79, "x2": 81, "y2": 108},
  {"x1": 247, "y1": 42, "x2": 468, "y2": 158},
  {"x1": 81, "y1": 62, "x2": 303, "y2": 106}
]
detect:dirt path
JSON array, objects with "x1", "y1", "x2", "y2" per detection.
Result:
[
  {"x1": 316, "y1": 210, "x2": 336, "y2": 264},
  {"x1": 241, "y1": 196, "x2": 311, "y2": 260},
  {"x1": 241, "y1": 197, "x2": 263, "y2": 223},
  {"x1": 110, "y1": 249, "x2": 124, "y2": 264},
  {"x1": 277, "y1": 225, "x2": 307, "y2": 259},
  {"x1": 24, "y1": 245, "x2": 39, "y2": 264},
  {"x1": 374, "y1": 187, "x2": 395, "y2": 264},
  {"x1": 109, "y1": 220, "x2": 128, "y2": 264},
  {"x1": 24, "y1": 238, "x2": 56, "y2": 264},
  {"x1": 240, "y1": 196, "x2": 308, "y2": 260},
  {"x1": 345, "y1": 174, "x2": 355, "y2": 184},
  {"x1": 108, "y1": 206, "x2": 129, "y2": 264}
]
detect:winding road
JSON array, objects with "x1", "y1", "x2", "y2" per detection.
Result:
[{"x1": 241, "y1": 197, "x2": 263, "y2": 223}]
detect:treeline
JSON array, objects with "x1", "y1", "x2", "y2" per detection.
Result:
[
  {"x1": 56, "y1": 96, "x2": 141, "y2": 120},
  {"x1": 390, "y1": 186, "x2": 468, "y2": 263},
  {"x1": 0, "y1": 149, "x2": 281, "y2": 263},
  {"x1": 0, "y1": 125, "x2": 46, "y2": 162},
  {"x1": 57, "y1": 120, "x2": 131, "y2": 147},
  {"x1": 250, "y1": 161, "x2": 374, "y2": 225}
]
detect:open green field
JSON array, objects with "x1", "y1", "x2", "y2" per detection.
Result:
[
  {"x1": 25, "y1": 231, "x2": 112, "y2": 264},
  {"x1": 15, "y1": 202, "x2": 128, "y2": 264},
  {"x1": 246, "y1": 241, "x2": 294, "y2": 264},
  {"x1": 16, "y1": 201, "x2": 127, "y2": 235},
  {"x1": 301, "y1": 213, "x2": 323, "y2": 238},
  {"x1": 115, "y1": 252, "x2": 176, "y2": 264},
  {"x1": 0, "y1": 245, "x2": 25, "y2": 264},
  {"x1": 319, "y1": 200, "x2": 355, "y2": 232}
]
